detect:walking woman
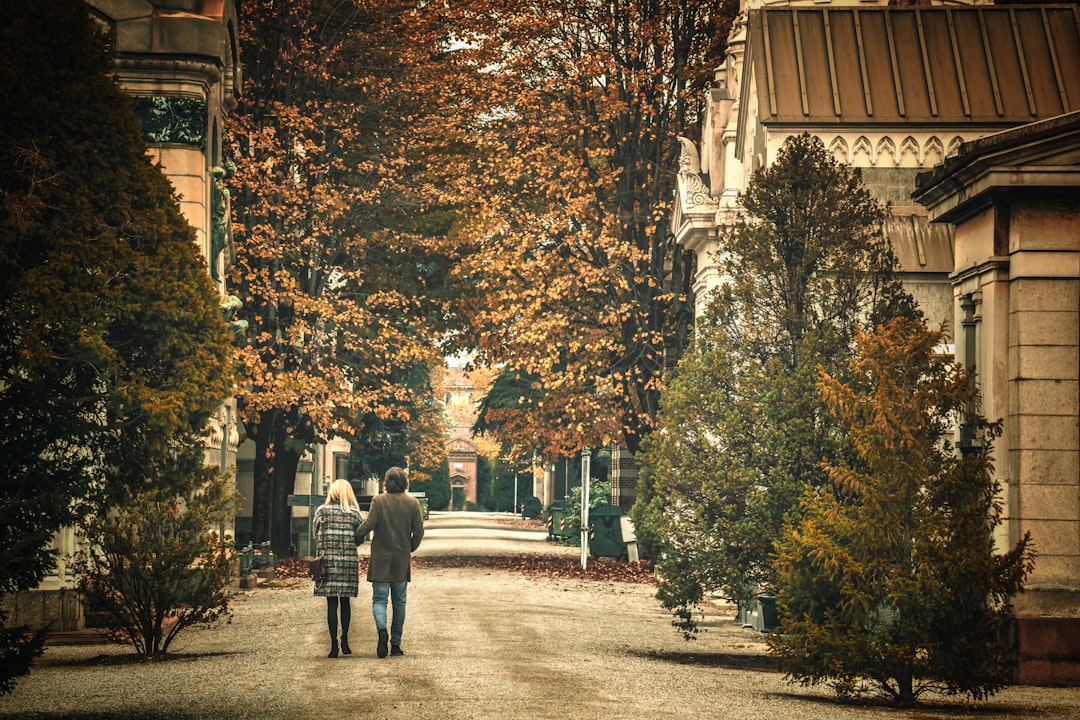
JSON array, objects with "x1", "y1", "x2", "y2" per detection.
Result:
[{"x1": 313, "y1": 479, "x2": 363, "y2": 657}]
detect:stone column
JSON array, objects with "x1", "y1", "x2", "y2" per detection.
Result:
[
  {"x1": 610, "y1": 446, "x2": 638, "y2": 511},
  {"x1": 913, "y1": 114, "x2": 1080, "y2": 684}
]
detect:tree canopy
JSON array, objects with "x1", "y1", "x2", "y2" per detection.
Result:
[
  {"x1": 228, "y1": 0, "x2": 452, "y2": 551},
  {"x1": 424, "y1": 0, "x2": 736, "y2": 459}
]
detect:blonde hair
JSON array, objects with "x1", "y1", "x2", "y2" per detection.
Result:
[{"x1": 323, "y1": 478, "x2": 359, "y2": 513}]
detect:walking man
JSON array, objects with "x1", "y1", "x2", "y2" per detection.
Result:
[{"x1": 355, "y1": 466, "x2": 425, "y2": 658}]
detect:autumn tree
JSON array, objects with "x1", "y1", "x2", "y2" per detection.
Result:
[
  {"x1": 346, "y1": 360, "x2": 448, "y2": 484},
  {"x1": 633, "y1": 134, "x2": 917, "y2": 635},
  {"x1": 0, "y1": 0, "x2": 234, "y2": 691},
  {"x1": 228, "y1": 0, "x2": 451, "y2": 553},
  {"x1": 770, "y1": 318, "x2": 1034, "y2": 706},
  {"x1": 425, "y1": 0, "x2": 736, "y2": 459}
]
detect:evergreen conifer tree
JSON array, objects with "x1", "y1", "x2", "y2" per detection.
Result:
[
  {"x1": 633, "y1": 134, "x2": 917, "y2": 634},
  {"x1": 769, "y1": 318, "x2": 1034, "y2": 706},
  {"x1": 0, "y1": 0, "x2": 233, "y2": 691}
]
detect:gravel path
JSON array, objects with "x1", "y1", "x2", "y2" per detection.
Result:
[{"x1": 4, "y1": 515, "x2": 1080, "y2": 719}]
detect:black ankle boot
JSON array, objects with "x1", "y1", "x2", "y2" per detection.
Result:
[
  {"x1": 328, "y1": 641, "x2": 339, "y2": 658},
  {"x1": 377, "y1": 628, "x2": 388, "y2": 658},
  {"x1": 341, "y1": 638, "x2": 351, "y2": 655}
]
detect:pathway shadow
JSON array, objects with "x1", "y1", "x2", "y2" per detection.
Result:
[
  {"x1": 767, "y1": 691, "x2": 1053, "y2": 717},
  {"x1": 630, "y1": 648, "x2": 778, "y2": 672},
  {"x1": 632, "y1": 652, "x2": 1051, "y2": 716},
  {"x1": 45, "y1": 650, "x2": 242, "y2": 668}
]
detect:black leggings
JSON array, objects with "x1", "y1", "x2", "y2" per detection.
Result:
[{"x1": 326, "y1": 596, "x2": 352, "y2": 642}]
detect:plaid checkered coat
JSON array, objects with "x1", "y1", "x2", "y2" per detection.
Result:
[{"x1": 312, "y1": 502, "x2": 362, "y2": 597}]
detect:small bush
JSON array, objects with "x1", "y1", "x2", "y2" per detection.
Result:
[
  {"x1": 0, "y1": 613, "x2": 46, "y2": 695},
  {"x1": 565, "y1": 479, "x2": 612, "y2": 536},
  {"x1": 74, "y1": 449, "x2": 237, "y2": 656}
]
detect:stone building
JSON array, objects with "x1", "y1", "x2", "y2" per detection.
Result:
[
  {"x1": 448, "y1": 436, "x2": 480, "y2": 509},
  {"x1": 676, "y1": 1, "x2": 1080, "y2": 331},
  {"x1": 672, "y1": 0, "x2": 1080, "y2": 684},
  {"x1": 914, "y1": 111, "x2": 1080, "y2": 685}
]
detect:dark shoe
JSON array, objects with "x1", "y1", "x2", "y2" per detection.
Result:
[
  {"x1": 376, "y1": 628, "x2": 388, "y2": 659},
  {"x1": 340, "y1": 639, "x2": 351, "y2": 655},
  {"x1": 390, "y1": 645, "x2": 404, "y2": 657},
  {"x1": 328, "y1": 645, "x2": 339, "y2": 659}
]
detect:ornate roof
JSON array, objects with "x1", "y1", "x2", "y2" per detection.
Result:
[{"x1": 747, "y1": 5, "x2": 1080, "y2": 128}]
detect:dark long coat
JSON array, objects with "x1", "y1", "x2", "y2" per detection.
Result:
[
  {"x1": 312, "y1": 503, "x2": 362, "y2": 597},
  {"x1": 354, "y1": 491, "x2": 424, "y2": 583}
]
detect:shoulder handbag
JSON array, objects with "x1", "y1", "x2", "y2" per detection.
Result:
[
  {"x1": 309, "y1": 556, "x2": 327, "y2": 585},
  {"x1": 310, "y1": 506, "x2": 328, "y2": 585}
]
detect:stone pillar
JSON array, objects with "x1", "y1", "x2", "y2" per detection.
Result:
[
  {"x1": 610, "y1": 446, "x2": 638, "y2": 511},
  {"x1": 1005, "y1": 199, "x2": 1079, "y2": 600},
  {"x1": 913, "y1": 114, "x2": 1080, "y2": 685},
  {"x1": 541, "y1": 464, "x2": 555, "y2": 508}
]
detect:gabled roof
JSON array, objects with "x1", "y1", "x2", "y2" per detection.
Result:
[{"x1": 747, "y1": 5, "x2": 1080, "y2": 127}]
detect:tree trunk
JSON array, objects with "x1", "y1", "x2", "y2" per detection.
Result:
[
  {"x1": 249, "y1": 405, "x2": 310, "y2": 556},
  {"x1": 249, "y1": 412, "x2": 276, "y2": 544},
  {"x1": 270, "y1": 437, "x2": 300, "y2": 558},
  {"x1": 897, "y1": 667, "x2": 915, "y2": 707}
]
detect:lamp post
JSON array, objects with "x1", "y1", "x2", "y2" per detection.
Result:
[{"x1": 579, "y1": 447, "x2": 591, "y2": 570}]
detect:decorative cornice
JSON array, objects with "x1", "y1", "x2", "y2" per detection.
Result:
[
  {"x1": 113, "y1": 55, "x2": 223, "y2": 87},
  {"x1": 950, "y1": 257, "x2": 1009, "y2": 285},
  {"x1": 676, "y1": 137, "x2": 720, "y2": 210}
]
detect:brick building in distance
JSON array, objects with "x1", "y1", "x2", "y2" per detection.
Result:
[{"x1": 443, "y1": 362, "x2": 480, "y2": 508}]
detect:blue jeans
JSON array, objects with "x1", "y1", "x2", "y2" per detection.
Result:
[{"x1": 372, "y1": 581, "x2": 408, "y2": 646}]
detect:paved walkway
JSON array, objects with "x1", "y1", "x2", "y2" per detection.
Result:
[
  {"x1": 412, "y1": 512, "x2": 572, "y2": 557},
  {"x1": 4, "y1": 513, "x2": 1080, "y2": 719}
]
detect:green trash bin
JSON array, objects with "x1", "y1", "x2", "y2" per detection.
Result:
[
  {"x1": 546, "y1": 500, "x2": 574, "y2": 541},
  {"x1": 410, "y1": 491, "x2": 429, "y2": 519},
  {"x1": 520, "y1": 496, "x2": 543, "y2": 519},
  {"x1": 753, "y1": 594, "x2": 778, "y2": 633},
  {"x1": 588, "y1": 504, "x2": 627, "y2": 559}
]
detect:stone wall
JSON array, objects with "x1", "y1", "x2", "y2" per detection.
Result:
[
  {"x1": 914, "y1": 112, "x2": 1080, "y2": 685},
  {"x1": 1, "y1": 589, "x2": 83, "y2": 633}
]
